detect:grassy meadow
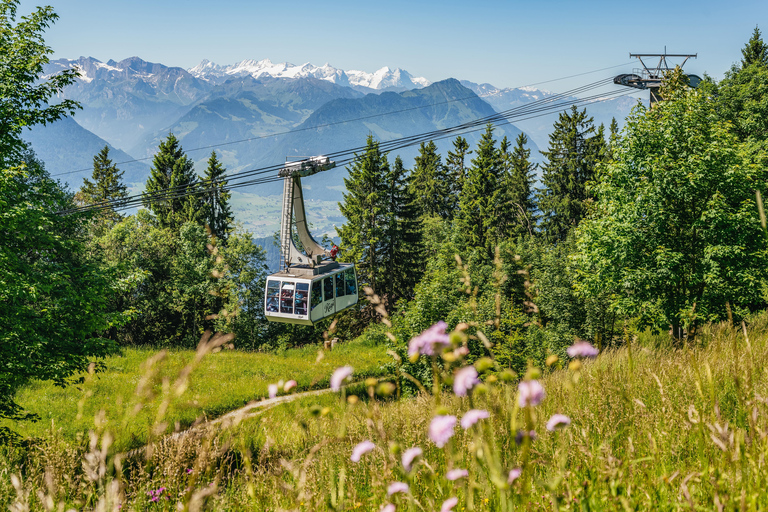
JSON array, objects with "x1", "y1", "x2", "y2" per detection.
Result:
[
  {"x1": 1, "y1": 337, "x2": 390, "y2": 452},
  {"x1": 4, "y1": 315, "x2": 768, "y2": 510}
]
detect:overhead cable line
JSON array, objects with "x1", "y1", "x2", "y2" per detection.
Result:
[
  {"x1": 60, "y1": 77, "x2": 619, "y2": 214},
  {"x1": 60, "y1": 82, "x2": 637, "y2": 216},
  {"x1": 49, "y1": 62, "x2": 636, "y2": 178}
]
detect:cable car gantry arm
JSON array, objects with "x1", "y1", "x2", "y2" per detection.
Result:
[{"x1": 278, "y1": 156, "x2": 336, "y2": 271}]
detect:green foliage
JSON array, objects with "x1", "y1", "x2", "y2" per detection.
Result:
[
  {"x1": 659, "y1": 65, "x2": 691, "y2": 101},
  {"x1": 0, "y1": 161, "x2": 126, "y2": 431},
  {"x1": 714, "y1": 60, "x2": 768, "y2": 146},
  {"x1": 458, "y1": 124, "x2": 504, "y2": 254},
  {"x1": 143, "y1": 133, "x2": 202, "y2": 230},
  {"x1": 575, "y1": 90, "x2": 768, "y2": 337},
  {"x1": 504, "y1": 132, "x2": 538, "y2": 238},
  {"x1": 741, "y1": 25, "x2": 768, "y2": 69},
  {"x1": 214, "y1": 229, "x2": 269, "y2": 348},
  {"x1": 0, "y1": 0, "x2": 79, "y2": 166},
  {"x1": 337, "y1": 135, "x2": 388, "y2": 294},
  {"x1": 410, "y1": 140, "x2": 450, "y2": 220},
  {"x1": 382, "y1": 156, "x2": 423, "y2": 302},
  {"x1": 200, "y1": 150, "x2": 233, "y2": 241},
  {"x1": 95, "y1": 215, "x2": 223, "y2": 347},
  {"x1": 536, "y1": 106, "x2": 606, "y2": 242},
  {"x1": 77, "y1": 145, "x2": 127, "y2": 225},
  {"x1": 444, "y1": 135, "x2": 470, "y2": 214}
]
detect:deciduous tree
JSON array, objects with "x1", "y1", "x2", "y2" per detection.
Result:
[{"x1": 575, "y1": 90, "x2": 768, "y2": 339}]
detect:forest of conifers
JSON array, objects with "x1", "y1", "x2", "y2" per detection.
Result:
[{"x1": 3, "y1": 0, "x2": 768, "y2": 434}]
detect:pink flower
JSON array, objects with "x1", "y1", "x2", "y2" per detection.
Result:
[
  {"x1": 508, "y1": 468, "x2": 522, "y2": 484},
  {"x1": 268, "y1": 383, "x2": 278, "y2": 399},
  {"x1": 284, "y1": 380, "x2": 297, "y2": 392},
  {"x1": 460, "y1": 409, "x2": 490, "y2": 429},
  {"x1": 567, "y1": 341, "x2": 599, "y2": 358},
  {"x1": 446, "y1": 468, "x2": 468, "y2": 481},
  {"x1": 546, "y1": 414, "x2": 571, "y2": 431},
  {"x1": 351, "y1": 440, "x2": 375, "y2": 462},
  {"x1": 429, "y1": 415, "x2": 457, "y2": 448},
  {"x1": 518, "y1": 380, "x2": 545, "y2": 407},
  {"x1": 453, "y1": 366, "x2": 480, "y2": 396},
  {"x1": 401, "y1": 447, "x2": 422, "y2": 472},
  {"x1": 380, "y1": 504, "x2": 396, "y2": 512},
  {"x1": 330, "y1": 366, "x2": 353, "y2": 391},
  {"x1": 408, "y1": 321, "x2": 451, "y2": 357},
  {"x1": 441, "y1": 497, "x2": 459, "y2": 512},
  {"x1": 387, "y1": 482, "x2": 409, "y2": 495}
]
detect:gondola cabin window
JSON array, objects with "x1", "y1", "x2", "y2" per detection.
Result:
[
  {"x1": 265, "y1": 264, "x2": 358, "y2": 326},
  {"x1": 280, "y1": 282, "x2": 295, "y2": 314}
]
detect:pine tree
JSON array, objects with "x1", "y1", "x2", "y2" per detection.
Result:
[
  {"x1": 382, "y1": 156, "x2": 423, "y2": 303},
  {"x1": 741, "y1": 26, "x2": 768, "y2": 69},
  {"x1": 536, "y1": 106, "x2": 605, "y2": 243},
  {"x1": 410, "y1": 140, "x2": 450, "y2": 220},
  {"x1": 78, "y1": 145, "x2": 127, "y2": 224},
  {"x1": 445, "y1": 136, "x2": 471, "y2": 215},
  {"x1": 143, "y1": 133, "x2": 202, "y2": 230},
  {"x1": 337, "y1": 135, "x2": 389, "y2": 295},
  {"x1": 458, "y1": 124, "x2": 503, "y2": 252},
  {"x1": 607, "y1": 117, "x2": 620, "y2": 161},
  {"x1": 506, "y1": 133, "x2": 537, "y2": 237},
  {"x1": 201, "y1": 151, "x2": 233, "y2": 241}
]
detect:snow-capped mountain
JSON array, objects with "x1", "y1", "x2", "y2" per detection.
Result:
[{"x1": 188, "y1": 58, "x2": 431, "y2": 91}]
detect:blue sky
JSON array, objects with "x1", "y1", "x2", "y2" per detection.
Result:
[{"x1": 16, "y1": 0, "x2": 768, "y2": 91}]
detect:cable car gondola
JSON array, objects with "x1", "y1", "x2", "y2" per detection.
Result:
[{"x1": 264, "y1": 156, "x2": 358, "y2": 325}]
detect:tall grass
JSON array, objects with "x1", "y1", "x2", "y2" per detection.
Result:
[{"x1": 4, "y1": 316, "x2": 768, "y2": 510}]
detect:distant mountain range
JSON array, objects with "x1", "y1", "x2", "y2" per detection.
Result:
[
  {"x1": 25, "y1": 55, "x2": 644, "y2": 234},
  {"x1": 188, "y1": 58, "x2": 431, "y2": 92}
]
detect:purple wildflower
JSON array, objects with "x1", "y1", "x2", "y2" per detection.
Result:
[
  {"x1": 185, "y1": 468, "x2": 193, "y2": 474},
  {"x1": 330, "y1": 366, "x2": 353, "y2": 391},
  {"x1": 453, "y1": 366, "x2": 480, "y2": 397},
  {"x1": 514, "y1": 429, "x2": 538, "y2": 445},
  {"x1": 567, "y1": 340, "x2": 599, "y2": 358},
  {"x1": 460, "y1": 409, "x2": 490, "y2": 429},
  {"x1": 408, "y1": 321, "x2": 451, "y2": 357},
  {"x1": 350, "y1": 440, "x2": 375, "y2": 462},
  {"x1": 387, "y1": 481, "x2": 409, "y2": 496},
  {"x1": 546, "y1": 414, "x2": 571, "y2": 431},
  {"x1": 284, "y1": 380, "x2": 297, "y2": 392},
  {"x1": 518, "y1": 380, "x2": 545, "y2": 407},
  {"x1": 401, "y1": 447, "x2": 422, "y2": 472},
  {"x1": 441, "y1": 497, "x2": 459, "y2": 512},
  {"x1": 268, "y1": 383, "x2": 278, "y2": 399},
  {"x1": 429, "y1": 415, "x2": 457, "y2": 448},
  {"x1": 508, "y1": 468, "x2": 522, "y2": 484},
  {"x1": 380, "y1": 504, "x2": 396, "y2": 512},
  {"x1": 446, "y1": 468, "x2": 468, "y2": 481}
]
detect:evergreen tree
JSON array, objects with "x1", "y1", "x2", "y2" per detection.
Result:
[
  {"x1": 201, "y1": 151, "x2": 233, "y2": 241},
  {"x1": 506, "y1": 133, "x2": 537, "y2": 237},
  {"x1": 444, "y1": 136, "x2": 471, "y2": 214},
  {"x1": 410, "y1": 141, "x2": 450, "y2": 220},
  {"x1": 382, "y1": 156, "x2": 423, "y2": 303},
  {"x1": 337, "y1": 135, "x2": 389, "y2": 295},
  {"x1": 741, "y1": 26, "x2": 768, "y2": 69},
  {"x1": 607, "y1": 117, "x2": 620, "y2": 161},
  {"x1": 78, "y1": 145, "x2": 127, "y2": 224},
  {"x1": 458, "y1": 124, "x2": 504, "y2": 253},
  {"x1": 143, "y1": 133, "x2": 203, "y2": 230},
  {"x1": 536, "y1": 106, "x2": 605, "y2": 243}
]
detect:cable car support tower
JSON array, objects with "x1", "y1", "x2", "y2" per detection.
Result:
[{"x1": 614, "y1": 51, "x2": 700, "y2": 104}]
